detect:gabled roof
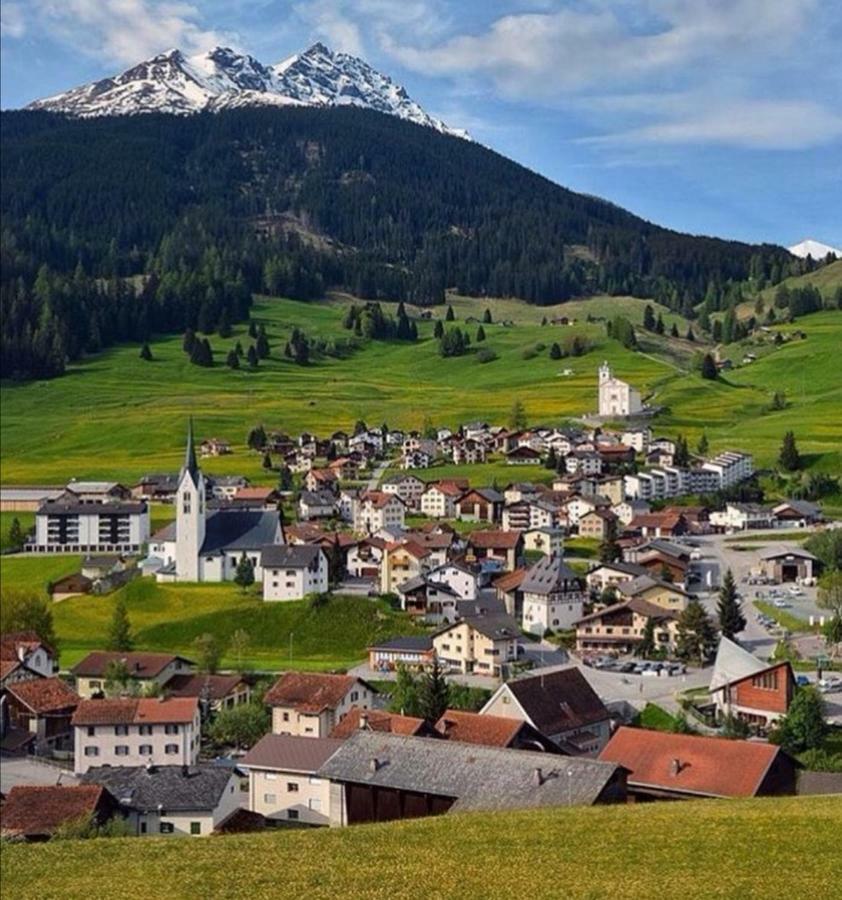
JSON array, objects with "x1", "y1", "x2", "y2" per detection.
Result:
[
  {"x1": 435, "y1": 709, "x2": 525, "y2": 747},
  {"x1": 329, "y1": 708, "x2": 431, "y2": 738},
  {"x1": 0, "y1": 630, "x2": 53, "y2": 661},
  {"x1": 574, "y1": 596, "x2": 678, "y2": 626},
  {"x1": 599, "y1": 727, "x2": 791, "y2": 798},
  {"x1": 82, "y1": 764, "x2": 233, "y2": 812},
  {"x1": 759, "y1": 547, "x2": 819, "y2": 562},
  {"x1": 618, "y1": 574, "x2": 689, "y2": 599},
  {"x1": 490, "y1": 668, "x2": 609, "y2": 735},
  {"x1": 0, "y1": 785, "x2": 110, "y2": 839},
  {"x1": 493, "y1": 567, "x2": 528, "y2": 593},
  {"x1": 367, "y1": 635, "x2": 434, "y2": 653},
  {"x1": 521, "y1": 554, "x2": 582, "y2": 596},
  {"x1": 240, "y1": 734, "x2": 345, "y2": 772},
  {"x1": 436, "y1": 613, "x2": 520, "y2": 643},
  {"x1": 469, "y1": 530, "x2": 522, "y2": 549},
  {"x1": 6, "y1": 676, "x2": 78, "y2": 714},
  {"x1": 709, "y1": 637, "x2": 768, "y2": 692},
  {"x1": 71, "y1": 697, "x2": 198, "y2": 726},
  {"x1": 164, "y1": 673, "x2": 248, "y2": 701},
  {"x1": 201, "y1": 509, "x2": 282, "y2": 553},
  {"x1": 71, "y1": 651, "x2": 192, "y2": 678},
  {"x1": 317, "y1": 732, "x2": 621, "y2": 811},
  {"x1": 264, "y1": 672, "x2": 372, "y2": 713},
  {"x1": 261, "y1": 544, "x2": 323, "y2": 568}
]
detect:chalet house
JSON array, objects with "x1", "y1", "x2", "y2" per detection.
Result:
[
  {"x1": 585, "y1": 561, "x2": 650, "y2": 594},
  {"x1": 240, "y1": 735, "x2": 344, "y2": 826},
  {"x1": 402, "y1": 436, "x2": 437, "y2": 459},
  {"x1": 521, "y1": 554, "x2": 586, "y2": 636},
  {"x1": 199, "y1": 438, "x2": 231, "y2": 457},
  {"x1": 71, "y1": 651, "x2": 195, "y2": 699},
  {"x1": 318, "y1": 732, "x2": 627, "y2": 825},
  {"x1": 261, "y1": 545, "x2": 329, "y2": 601},
  {"x1": 503, "y1": 482, "x2": 541, "y2": 505},
  {"x1": 367, "y1": 636, "x2": 436, "y2": 673},
  {"x1": 298, "y1": 490, "x2": 337, "y2": 521},
  {"x1": 356, "y1": 491, "x2": 405, "y2": 534},
  {"x1": 710, "y1": 503, "x2": 774, "y2": 532},
  {"x1": 397, "y1": 575, "x2": 461, "y2": 624},
  {"x1": 597, "y1": 443, "x2": 636, "y2": 469},
  {"x1": 345, "y1": 538, "x2": 384, "y2": 578},
  {"x1": 452, "y1": 439, "x2": 487, "y2": 465},
  {"x1": 564, "y1": 495, "x2": 611, "y2": 527},
  {"x1": 564, "y1": 451, "x2": 602, "y2": 476},
  {"x1": 772, "y1": 499, "x2": 822, "y2": 526},
  {"x1": 132, "y1": 473, "x2": 180, "y2": 503},
  {"x1": 634, "y1": 548, "x2": 689, "y2": 584},
  {"x1": 578, "y1": 509, "x2": 618, "y2": 541},
  {"x1": 432, "y1": 614, "x2": 520, "y2": 678},
  {"x1": 467, "y1": 530, "x2": 523, "y2": 572},
  {"x1": 428, "y1": 562, "x2": 479, "y2": 600},
  {"x1": 304, "y1": 469, "x2": 339, "y2": 494},
  {"x1": 380, "y1": 540, "x2": 430, "y2": 595},
  {"x1": 164, "y1": 673, "x2": 251, "y2": 713},
  {"x1": 228, "y1": 486, "x2": 281, "y2": 508},
  {"x1": 420, "y1": 482, "x2": 463, "y2": 519},
  {"x1": 627, "y1": 511, "x2": 689, "y2": 539},
  {"x1": 434, "y1": 709, "x2": 560, "y2": 752},
  {"x1": 327, "y1": 457, "x2": 359, "y2": 481},
  {"x1": 599, "y1": 728, "x2": 799, "y2": 800},
  {"x1": 65, "y1": 480, "x2": 132, "y2": 502},
  {"x1": 0, "y1": 785, "x2": 118, "y2": 842},
  {"x1": 493, "y1": 568, "x2": 528, "y2": 618},
  {"x1": 83, "y1": 764, "x2": 241, "y2": 836},
  {"x1": 759, "y1": 547, "x2": 821, "y2": 583},
  {"x1": 613, "y1": 499, "x2": 651, "y2": 526},
  {"x1": 331, "y1": 708, "x2": 435, "y2": 739},
  {"x1": 401, "y1": 449, "x2": 433, "y2": 470},
  {"x1": 481, "y1": 668, "x2": 613, "y2": 755},
  {"x1": 615, "y1": 575, "x2": 690, "y2": 614},
  {"x1": 574, "y1": 597, "x2": 679, "y2": 656},
  {"x1": 506, "y1": 446, "x2": 543, "y2": 465},
  {"x1": 265, "y1": 673, "x2": 375, "y2": 738},
  {"x1": 1, "y1": 677, "x2": 79, "y2": 753},
  {"x1": 71, "y1": 697, "x2": 201, "y2": 774},
  {"x1": 523, "y1": 527, "x2": 564, "y2": 557},
  {"x1": 0, "y1": 632, "x2": 58, "y2": 684},
  {"x1": 381, "y1": 474, "x2": 425, "y2": 511},
  {"x1": 457, "y1": 488, "x2": 503, "y2": 523}
]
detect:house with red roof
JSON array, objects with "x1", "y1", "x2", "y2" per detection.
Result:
[
  {"x1": 599, "y1": 727, "x2": 799, "y2": 799},
  {"x1": 329, "y1": 708, "x2": 435, "y2": 739},
  {"x1": 434, "y1": 709, "x2": 560, "y2": 753},
  {"x1": 265, "y1": 672, "x2": 376, "y2": 738},
  {"x1": 0, "y1": 785, "x2": 118, "y2": 841},
  {"x1": 466, "y1": 530, "x2": 523, "y2": 572},
  {"x1": 2, "y1": 676, "x2": 80, "y2": 753},
  {"x1": 0, "y1": 631, "x2": 58, "y2": 685}
]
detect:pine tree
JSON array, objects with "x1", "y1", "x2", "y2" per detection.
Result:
[
  {"x1": 598, "y1": 538, "x2": 622, "y2": 563},
  {"x1": 643, "y1": 304, "x2": 656, "y2": 331},
  {"x1": 778, "y1": 431, "x2": 801, "y2": 471},
  {"x1": 549, "y1": 342, "x2": 562, "y2": 359},
  {"x1": 248, "y1": 321, "x2": 258, "y2": 339},
  {"x1": 717, "y1": 568, "x2": 746, "y2": 639},
  {"x1": 697, "y1": 432, "x2": 709, "y2": 456},
  {"x1": 7, "y1": 517, "x2": 25, "y2": 550},
  {"x1": 235, "y1": 340, "x2": 244, "y2": 357},
  {"x1": 509, "y1": 399, "x2": 527, "y2": 431},
  {"x1": 445, "y1": 305, "x2": 455, "y2": 322},
  {"x1": 234, "y1": 552, "x2": 255, "y2": 591},
  {"x1": 685, "y1": 326, "x2": 695, "y2": 342},
  {"x1": 106, "y1": 599, "x2": 133, "y2": 652},
  {"x1": 256, "y1": 331, "x2": 270, "y2": 359},
  {"x1": 700, "y1": 353, "x2": 718, "y2": 380},
  {"x1": 674, "y1": 434, "x2": 690, "y2": 466},
  {"x1": 636, "y1": 617, "x2": 656, "y2": 658},
  {"x1": 182, "y1": 328, "x2": 196, "y2": 354},
  {"x1": 226, "y1": 349, "x2": 239, "y2": 369},
  {"x1": 670, "y1": 323, "x2": 679, "y2": 338},
  {"x1": 676, "y1": 600, "x2": 717, "y2": 665},
  {"x1": 418, "y1": 657, "x2": 449, "y2": 722},
  {"x1": 476, "y1": 325, "x2": 486, "y2": 342},
  {"x1": 655, "y1": 313, "x2": 665, "y2": 335},
  {"x1": 545, "y1": 446, "x2": 557, "y2": 470},
  {"x1": 482, "y1": 308, "x2": 492, "y2": 324},
  {"x1": 217, "y1": 308, "x2": 232, "y2": 338},
  {"x1": 390, "y1": 665, "x2": 422, "y2": 717},
  {"x1": 247, "y1": 345, "x2": 258, "y2": 368},
  {"x1": 433, "y1": 320, "x2": 444, "y2": 339},
  {"x1": 139, "y1": 342, "x2": 152, "y2": 361}
]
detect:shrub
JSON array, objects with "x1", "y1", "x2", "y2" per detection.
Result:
[{"x1": 476, "y1": 348, "x2": 498, "y2": 364}]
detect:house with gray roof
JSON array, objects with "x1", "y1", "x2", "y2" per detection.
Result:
[
  {"x1": 81, "y1": 764, "x2": 241, "y2": 837},
  {"x1": 521, "y1": 553, "x2": 586, "y2": 636},
  {"x1": 261, "y1": 545, "x2": 328, "y2": 601},
  {"x1": 317, "y1": 732, "x2": 627, "y2": 825}
]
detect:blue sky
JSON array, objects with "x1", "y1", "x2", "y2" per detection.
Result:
[{"x1": 2, "y1": 0, "x2": 841, "y2": 247}]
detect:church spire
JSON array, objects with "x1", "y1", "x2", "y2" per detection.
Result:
[{"x1": 183, "y1": 417, "x2": 200, "y2": 482}]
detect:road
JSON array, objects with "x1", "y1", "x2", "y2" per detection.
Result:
[{"x1": 365, "y1": 461, "x2": 390, "y2": 491}]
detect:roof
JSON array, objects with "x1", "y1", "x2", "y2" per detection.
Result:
[
  {"x1": 494, "y1": 668, "x2": 609, "y2": 735},
  {"x1": 182, "y1": 418, "x2": 200, "y2": 484},
  {"x1": 469, "y1": 530, "x2": 522, "y2": 549},
  {"x1": 367, "y1": 635, "x2": 434, "y2": 653},
  {"x1": 0, "y1": 630, "x2": 53, "y2": 661},
  {"x1": 240, "y1": 734, "x2": 345, "y2": 772},
  {"x1": 71, "y1": 697, "x2": 198, "y2": 726},
  {"x1": 599, "y1": 728, "x2": 789, "y2": 798},
  {"x1": 362, "y1": 490, "x2": 402, "y2": 508},
  {"x1": 773, "y1": 499, "x2": 820, "y2": 517},
  {"x1": 39, "y1": 499, "x2": 146, "y2": 515},
  {"x1": 82, "y1": 765, "x2": 233, "y2": 812},
  {"x1": 233, "y1": 486, "x2": 277, "y2": 501},
  {"x1": 0, "y1": 785, "x2": 109, "y2": 838},
  {"x1": 164, "y1": 673, "x2": 247, "y2": 701},
  {"x1": 214, "y1": 808, "x2": 267, "y2": 833},
  {"x1": 329, "y1": 708, "x2": 430, "y2": 738},
  {"x1": 574, "y1": 596, "x2": 677, "y2": 626},
  {"x1": 759, "y1": 547, "x2": 819, "y2": 562},
  {"x1": 709, "y1": 637, "x2": 768, "y2": 692},
  {"x1": 797, "y1": 772, "x2": 842, "y2": 795},
  {"x1": 71, "y1": 651, "x2": 191, "y2": 678},
  {"x1": 521, "y1": 554, "x2": 582, "y2": 596},
  {"x1": 261, "y1": 544, "x2": 322, "y2": 568},
  {"x1": 493, "y1": 567, "x2": 528, "y2": 592},
  {"x1": 618, "y1": 574, "x2": 689, "y2": 599},
  {"x1": 435, "y1": 710, "x2": 524, "y2": 747},
  {"x1": 264, "y1": 672, "x2": 370, "y2": 713},
  {"x1": 201, "y1": 509, "x2": 282, "y2": 553},
  {"x1": 317, "y1": 732, "x2": 621, "y2": 811},
  {"x1": 6, "y1": 677, "x2": 79, "y2": 714}
]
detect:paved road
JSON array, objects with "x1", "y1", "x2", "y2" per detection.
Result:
[{"x1": 365, "y1": 461, "x2": 390, "y2": 491}]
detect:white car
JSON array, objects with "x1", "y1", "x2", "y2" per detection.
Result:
[
  {"x1": 773, "y1": 599, "x2": 791, "y2": 608},
  {"x1": 819, "y1": 678, "x2": 842, "y2": 693}
]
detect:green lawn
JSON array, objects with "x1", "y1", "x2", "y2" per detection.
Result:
[
  {"x1": 0, "y1": 559, "x2": 424, "y2": 671},
  {"x1": 0, "y1": 511, "x2": 35, "y2": 551},
  {"x1": 2, "y1": 797, "x2": 839, "y2": 900},
  {"x1": 754, "y1": 601, "x2": 817, "y2": 635},
  {"x1": 634, "y1": 703, "x2": 681, "y2": 731}
]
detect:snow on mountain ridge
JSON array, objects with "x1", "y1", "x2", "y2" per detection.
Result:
[
  {"x1": 787, "y1": 238, "x2": 841, "y2": 260},
  {"x1": 26, "y1": 42, "x2": 468, "y2": 139}
]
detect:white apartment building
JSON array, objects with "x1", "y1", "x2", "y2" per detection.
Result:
[
  {"x1": 28, "y1": 498, "x2": 149, "y2": 555},
  {"x1": 72, "y1": 697, "x2": 200, "y2": 775},
  {"x1": 355, "y1": 491, "x2": 405, "y2": 533},
  {"x1": 381, "y1": 474, "x2": 426, "y2": 511},
  {"x1": 261, "y1": 545, "x2": 329, "y2": 601}
]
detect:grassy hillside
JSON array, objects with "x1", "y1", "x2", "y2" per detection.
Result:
[
  {"x1": 0, "y1": 564, "x2": 422, "y2": 671},
  {"x1": 2, "y1": 797, "x2": 839, "y2": 900}
]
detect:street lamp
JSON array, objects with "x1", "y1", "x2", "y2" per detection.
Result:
[{"x1": 289, "y1": 631, "x2": 294, "y2": 665}]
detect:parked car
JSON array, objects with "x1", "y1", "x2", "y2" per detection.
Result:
[
  {"x1": 773, "y1": 599, "x2": 791, "y2": 608},
  {"x1": 819, "y1": 677, "x2": 842, "y2": 693},
  {"x1": 795, "y1": 675, "x2": 811, "y2": 687}
]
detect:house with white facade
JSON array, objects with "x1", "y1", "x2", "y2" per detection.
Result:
[
  {"x1": 261, "y1": 545, "x2": 329, "y2": 601},
  {"x1": 420, "y1": 482, "x2": 463, "y2": 519},
  {"x1": 355, "y1": 491, "x2": 405, "y2": 534},
  {"x1": 598, "y1": 362, "x2": 642, "y2": 418},
  {"x1": 297, "y1": 490, "x2": 337, "y2": 520},
  {"x1": 381, "y1": 474, "x2": 425, "y2": 511},
  {"x1": 521, "y1": 554, "x2": 586, "y2": 636},
  {"x1": 265, "y1": 673, "x2": 375, "y2": 738},
  {"x1": 27, "y1": 497, "x2": 149, "y2": 555}
]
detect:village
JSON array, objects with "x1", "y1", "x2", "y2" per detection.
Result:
[{"x1": 1, "y1": 362, "x2": 840, "y2": 839}]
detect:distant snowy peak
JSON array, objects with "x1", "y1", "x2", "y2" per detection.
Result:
[
  {"x1": 787, "y1": 238, "x2": 841, "y2": 260},
  {"x1": 26, "y1": 42, "x2": 469, "y2": 139}
]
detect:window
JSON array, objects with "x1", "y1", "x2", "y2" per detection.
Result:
[
  {"x1": 752, "y1": 671, "x2": 779, "y2": 690},
  {"x1": 287, "y1": 782, "x2": 299, "y2": 792},
  {"x1": 309, "y1": 798, "x2": 322, "y2": 812},
  {"x1": 165, "y1": 724, "x2": 179, "y2": 735},
  {"x1": 159, "y1": 822, "x2": 174, "y2": 834},
  {"x1": 140, "y1": 822, "x2": 147, "y2": 834},
  {"x1": 139, "y1": 744, "x2": 153, "y2": 755},
  {"x1": 190, "y1": 822, "x2": 202, "y2": 835},
  {"x1": 287, "y1": 810, "x2": 299, "y2": 820},
  {"x1": 350, "y1": 691, "x2": 359, "y2": 702},
  {"x1": 115, "y1": 745, "x2": 129, "y2": 756},
  {"x1": 282, "y1": 712, "x2": 290, "y2": 722},
  {"x1": 139, "y1": 724, "x2": 153, "y2": 735},
  {"x1": 183, "y1": 494, "x2": 191, "y2": 515},
  {"x1": 84, "y1": 746, "x2": 99, "y2": 756},
  {"x1": 87, "y1": 726, "x2": 95, "y2": 736},
  {"x1": 114, "y1": 724, "x2": 129, "y2": 736},
  {"x1": 165, "y1": 744, "x2": 179, "y2": 754},
  {"x1": 263, "y1": 793, "x2": 277, "y2": 804}
]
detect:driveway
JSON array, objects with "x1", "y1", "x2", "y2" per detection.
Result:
[
  {"x1": 0, "y1": 757, "x2": 78, "y2": 794},
  {"x1": 365, "y1": 461, "x2": 390, "y2": 491}
]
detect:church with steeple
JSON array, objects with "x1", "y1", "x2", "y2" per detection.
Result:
[{"x1": 149, "y1": 421, "x2": 284, "y2": 583}]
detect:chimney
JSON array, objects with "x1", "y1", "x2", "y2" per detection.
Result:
[
  {"x1": 533, "y1": 767, "x2": 544, "y2": 786},
  {"x1": 369, "y1": 757, "x2": 380, "y2": 773},
  {"x1": 358, "y1": 712, "x2": 369, "y2": 731},
  {"x1": 16, "y1": 645, "x2": 25, "y2": 662},
  {"x1": 670, "y1": 758, "x2": 682, "y2": 776}
]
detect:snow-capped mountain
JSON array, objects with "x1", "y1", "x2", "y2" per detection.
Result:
[
  {"x1": 26, "y1": 42, "x2": 468, "y2": 139},
  {"x1": 787, "y1": 238, "x2": 841, "y2": 259}
]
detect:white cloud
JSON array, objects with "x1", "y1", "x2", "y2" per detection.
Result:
[
  {"x1": 293, "y1": 0, "x2": 365, "y2": 56},
  {"x1": 0, "y1": 2, "x2": 27, "y2": 38},
  {"x1": 24, "y1": 0, "x2": 232, "y2": 64}
]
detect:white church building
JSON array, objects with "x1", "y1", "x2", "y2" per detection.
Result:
[
  {"x1": 598, "y1": 362, "x2": 642, "y2": 418},
  {"x1": 149, "y1": 422, "x2": 283, "y2": 583}
]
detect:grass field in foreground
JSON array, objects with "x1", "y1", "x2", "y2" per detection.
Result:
[
  {"x1": 0, "y1": 566, "x2": 423, "y2": 671},
  {"x1": 2, "y1": 797, "x2": 839, "y2": 900}
]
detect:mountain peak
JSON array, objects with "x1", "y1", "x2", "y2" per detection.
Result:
[
  {"x1": 24, "y1": 42, "x2": 468, "y2": 139},
  {"x1": 787, "y1": 238, "x2": 841, "y2": 260}
]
